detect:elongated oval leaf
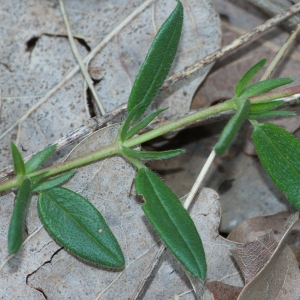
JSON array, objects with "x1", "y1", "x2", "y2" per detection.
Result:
[
  {"x1": 127, "y1": 0, "x2": 183, "y2": 121},
  {"x1": 235, "y1": 59, "x2": 266, "y2": 97},
  {"x1": 8, "y1": 178, "x2": 32, "y2": 254},
  {"x1": 10, "y1": 142, "x2": 26, "y2": 175},
  {"x1": 125, "y1": 108, "x2": 167, "y2": 140},
  {"x1": 25, "y1": 144, "x2": 56, "y2": 173},
  {"x1": 38, "y1": 187, "x2": 124, "y2": 268},
  {"x1": 122, "y1": 146, "x2": 184, "y2": 160},
  {"x1": 135, "y1": 167, "x2": 206, "y2": 279},
  {"x1": 250, "y1": 100, "x2": 284, "y2": 113},
  {"x1": 249, "y1": 110, "x2": 295, "y2": 119},
  {"x1": 215, "y1": 99, "x2": 251, "y2": 156},
  {"x1": 33, "y1": 169, "x2": 76, "y2": 192},
  {"x1": 252, "y1": 123, "x2": 300, "y2": 209},
  {"x1": 240, "y1": 78, "x2": 293, "y2": 98}
]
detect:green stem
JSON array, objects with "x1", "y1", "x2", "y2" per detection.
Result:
[{"x1": 0, "y1": 85, "x2": 299, "y2": 192}]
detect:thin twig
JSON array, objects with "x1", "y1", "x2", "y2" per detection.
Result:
[
  {"x1": 261, "y1": 24, "x2": 300, "y2": 80},
  {"x1": 161, "y1": 1, "x2": 300, "y2": 91},
  {"x1": 183, "y1": 150, "x2": 216, "y2": 210},
  {"x1": 247, "y1": 0, "x2": 300, "y2": 30},
  {"x1": 0, "y1": 0, "x2": 156, "y2": 141},
  {"x1": 58, "y1": 0, "x2": 106, "y2": 115}
]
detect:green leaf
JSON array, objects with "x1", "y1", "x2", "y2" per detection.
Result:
[
  {"x1": 123, "y1": 146, "x2": 184, "y2": 161},
  {"x1": 214, "y1": 99, "x2": 251, "y2": 156},
  {"x1": 127, "y1": 1, "x2": 183, "y2": 121},
  {"x1": 235, "y1": 59, "x2": 267, "y2": 97},
  {"x1": 240, "y1": 78, "x2": 293, "y2": 98},
  {"x1": 25, "y1": 144, "x2": 56, "y2": 173},
  {"x1": 249, "y1": 110, "x2": 296, "y2": 119},
  {"x1": 30, "y1": 172, "x2": 49, "y2": 186},
  {"x1": 135, "y1": 168, "x2": 206, "y2": 279},
  {"x1": 252, "y1": 123, "x2": 300, "y2": 210},
  {"x1": 125, "y1": 108, "x2": 167, "y2": 141},
  {"x1": 10, "y1": 142, "x2": 26, "y2": 175},
  {"x1": 38, "y1": 187, "x2": 124, "y2": 268},
  {"x1": 33, "y1": 169, "x2": 76, "y2": 192},
  {"x1": 250, "y1": 100, "x2": 284, "y2": 113},
  {"x1": 8, "y1": 178, "x2": 32, "y2": 254}
]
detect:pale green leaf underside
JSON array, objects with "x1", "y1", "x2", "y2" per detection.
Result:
[
  {"x1": 10, "y1": 142, "x2": 26, "y2": 175},
  {"x1": 135, "y1": 167, "x2": 206, "y2": 279},
  {"x1": 38, "y1": 187, "x2": 125, "y2": 268},
  {"x1": 25, "y1": 144, "x2": 57, "y2": 173},
  {"x1": 240, "y1": 78, "x2": 293, "y2": 98},
  {"x1": 235, "y1": 59, "x2": 266, "y2": 97}
]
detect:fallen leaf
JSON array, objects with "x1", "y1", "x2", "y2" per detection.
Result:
[
  {"x1": 236, "y1": 212, "x2": 300, "y2": 300},
  {"x1": 205, "y1": 281, "x2": 243, "y2": 300}
]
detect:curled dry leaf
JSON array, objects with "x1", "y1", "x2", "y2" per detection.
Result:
[{"x1": 234, "y1": 212, "x2": 300, "y2": 300}]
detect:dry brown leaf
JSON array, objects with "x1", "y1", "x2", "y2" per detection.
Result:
[
  {"x1": 231, "y1": 230, "x2": 278, "y2": 284},
  {"x1": 205, "y1": 281, "x2": 243, "y2": 300},
  {"x1": 236, "y1": 212, "x2": 300, "y2": 300},
  {"x1": 228, "y1": 211, "x2": 300, "y2": 247}
]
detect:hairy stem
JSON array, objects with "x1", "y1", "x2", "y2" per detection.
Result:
[{"x1": 0, "y1": 85, "x2": 299, "y2": 192}]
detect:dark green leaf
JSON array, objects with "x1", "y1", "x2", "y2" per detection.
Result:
[
  {"x1": 127, "y1": 1, "x2": 183, "y2": 121},
  {"x1": 235, "y1": 59, "x2": 267, "y2": 97},
  {"x1": 10, "y1": 142, "x2": 26, "y2": 175},
  {"x1": 33, "y1": 169, "x2": 76, "y2": 192},
  {"x1": 25, "y1": 144, "x2": 56, "y2": 173},
  {"x1": 38, "y1": 187, "x2": 124, "y2": 268},
  {"x1": 215, "y1": 99, "x2": 251, "y2": 156},
  {"x1": 8, "y1": 178, "x2": 32, "y2": 254},
  {"x1": 249, "y1": 110, "x2": 295, "y2": 119},
  {"x1": 122, "y1": 146, "x2": 184, "y2": 160},
  {"x1": 240, "y1": 78, "x2": 293, "y2": 98},
  {"x1": 125, "y1": 108, "x2": 167, "y2": 140},
  {"x1": 252, "y1": 123, "x2": 300, "y2": 210},
  {"x1": 135, "y1": 167, "x2": 206, "y2": 279},
  {"x1": 250, "y1": 100, "x2": 284, "y2": 113}
]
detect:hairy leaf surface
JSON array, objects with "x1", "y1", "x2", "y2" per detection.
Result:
[
  {"x1": 127, "y1": 1, "x2": 183, "y2": 121},
  {"x1": 38, "y1": 187, "x2": 125, "y2": 268},
  {"x1": 135, "y1": 167, "x2": 206, "y2": 279},
  {"x1": 252, "y1": 123, "x2": 300, "y2": 209},
  {"x1": 8, "y1": 178, "x2": 32, "y2": 254}
]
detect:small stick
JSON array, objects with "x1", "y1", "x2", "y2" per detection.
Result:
[
  {"x1": 247, "y1": 0, "x2": 300, "y2": 30},
  {"x1": 261, "y1": 24, "x2": 300, "y2": 80},
  {"x1": 58, "y1": 0, "x2": 106, "y2": 115}
]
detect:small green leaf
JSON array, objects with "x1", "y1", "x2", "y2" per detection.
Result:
[
  {"x1": 38, "y1": 187, "x2": 124, "y2": 268},
  {"x1": 8, "y1": 178, "x2": 32, "y2": 254},
  {"x1": 119, "y1": 103, "x2": 144, "y2": 142},
  {"x1": 135, "y1": 168, "x2": 206, "y2": 279},
  {"x1": 215, "y1": 99, "x2": 251, "y2": 156},
  {"x1": 127, "y1": 0, "x2": 183, "y2": 121},
  {"x1": 30, "y1": 172, "x2": 49, "y2": 186},
  {"x1": 250, "y1": 100, "x2": 284, "y2": 113},
  {"x1": 122, "y1": 146, "x2": 184, "y2": 160},
  {"x1": 125, "y1": 108, "x2": 167, "y2": 140},
  {"x1": 240, "y1": 78, "x2": 293, "y2": 98},
  {"x1": 249, "y1": 110, "x2": 295, "y2": 119},
  {"x1": 10, "y1": 142, "x2": 26, "y2": 175},
  {"x1": 25, "y1": 144, "x2": 56, "y2": 173},
  {"x1": 33, "y1": 169, "x2": 76, "y2": 192},
  {"x1": 252, "y1": 123, "x2": 300, "y2": 209},
  {"x1": 235, "y1": 59, "x2": 267, "y2": 97}
]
